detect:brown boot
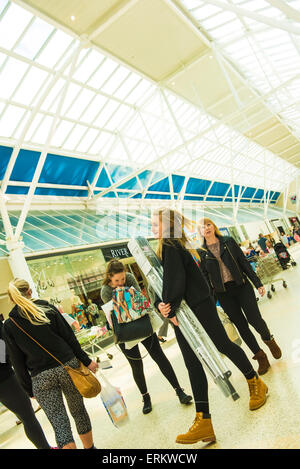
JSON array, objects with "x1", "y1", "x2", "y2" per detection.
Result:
[
  {"x1": 264, "y1": 336, "x2": 282, "y2": 359},
  {"x1": 247, "y1": 376, "x2": 268, "y2": 411},
  {"x1": 176, "y1": 413, "x2": 216, "y2": 445},
  {"x1": 253, "y1": 350, "x2": 270, "y2": 375}
]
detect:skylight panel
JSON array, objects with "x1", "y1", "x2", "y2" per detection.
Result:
[
  {"x1": 13, "y1": 67, "x2": 48, "y2": 106},
  {"x1": 101, "y1": 67, "x2": 131, "y2": 95},
  {"x1": 201, "y1": 11, "x2": 237, "y2": 30},
  {"x1": 50, "y1": 120, "x2": 75, "y2": 147},
  {"x1": 191, "y1": 4, "x2": 222, "y2": 20},
  {"x1": 73, "y1": 49, "x2": 105, "y2": 84},
  {"x1": 14, "y1": 16, "x2": 54, "y2": 60},
  {"x1": 87, "y1": 58, "x2": 119, "y2": 89},
  {"x1": 60, "y1": 82, "x2": 82, "y2": 114},
  {"x1": 126, "y1": 80, "x2": 155, "y2": 106},
  {"x1": 36, "y1": 30, "x2": 74, "y2": 69},
  {"x1": 31, "y1": 115, "x2": 54, "y2": 143},
  {"x1": 63, "y1": 124, "x2": 88, "y2": 150},
  {"x1": 105, "y1": 105, "x2": 135, "y2": 132},
  {"x1": 0, "y1": 105, "x2": 26, "y2": 137},
  {"x1": 80, "y1": 94, "x2": 108, "y2": 123},
  {"x1": 0, "y1": 0, "x2": 8, "y2": 15},
  {"x1": 39, "y1": 78, "x2": 65, "y2": 114},
  {"x1": 0, "y1": 2, "x2": 32, "y2": 50},
  {"x1": 65, "y1": 88, "x2": 96, "y2": 120},
  {"x1": 88, "y1": 131, "x2": 116, "y2": 156},
  {"x1": 0, "y1": 57, "x2": 28, "y2": 99},
  {"x1": 75, "y1": 128, "x2": 100, "y2": 153},
  {"x1": 93, "y1": 100, "x2": 120, "y2": 128},
  {"x1": 113, "y1": 74, "x2": 142, "y2": 101}
]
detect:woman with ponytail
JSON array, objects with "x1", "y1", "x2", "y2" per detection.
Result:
[{"x1": 3, "y1": 279, "x2": 98, "y2": 450}]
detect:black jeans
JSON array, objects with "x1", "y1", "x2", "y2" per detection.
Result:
[
  {"x1": 217, "y1": 280, "x2": 271, "y2": 355},
  {"x1": 119, "y1": 333, "x2": 180, "y2": 395},
  {"x1": 174, "y1": 296, "x2": 256, "y2": 414},
  {"x1": 0, "y1": 374, "x2": 50, "y2": 449}
]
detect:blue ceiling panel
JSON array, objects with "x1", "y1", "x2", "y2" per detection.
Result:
[
  {"x1": 118, "y1": 177, "x2": 140, "y2": 190},
  {"x1": 96, "y1": 166, "x2": 111, "y2": 188},
  {"x1": 6, "y1": 185, "x2": 29, "y2": 195},
  {"x1": 208, "y1": 181, "x2": 230, "y2": 197},
  {"x1": 185, "y1": 178, "x2": 211, "y2": 195},
  {"x1": 39, "y1": 154, "x2": 98, "y2": 186},
  {"x1": 253, "y1": 189, "x2": 264, "y2": 200},
  {"x1": 148, "y1": 177, "x2": 170, "y2": 192},
  {"x1": 35, "y1": 188, "x2": 89, "y2": 197},
  {"x1": 241, "y1": 187, "x2": 256, "y2": 199},
  {"x1": 11, "y1": 149, "x2": 40, "y2": 182},
  {"x1": 145, "y1": 193, "x2": 171, "y2": 199},
  {"x1": 107, "y1": 164, "x2": 134, "y2": 183},
  {"x1": 172, "y1": 175, "x2": 185, "y2": 193},
  {"x1": 0, "y1": 145, "x2": 13, "y2": 180}
]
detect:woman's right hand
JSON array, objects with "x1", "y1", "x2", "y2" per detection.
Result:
[
  {"x1": 158, "y1": 303, "x2": 179, "y2": 327},
  {"x1": 158, "y1": 302, "x2": 171, "y2": 317}
]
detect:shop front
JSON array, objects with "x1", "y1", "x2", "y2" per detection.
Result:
[{"x1": 26, "y1": 239, "x2": 158, "y2": 347}]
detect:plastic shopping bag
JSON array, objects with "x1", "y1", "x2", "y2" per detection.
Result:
[{"x1": 99, "y1": 372, "x2": 129, "y2": 428}]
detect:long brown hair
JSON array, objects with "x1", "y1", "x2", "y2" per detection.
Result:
[
  {"x1": 8, "y1": 278, "x2": 50, "y2": 325},
  {"x1": 103, "y1": 259, "x2": 125, "y2": 286},
  {"x1": 197, "y1": 217, "x2": 223, "y2": 243},
  {"x1": 152, "y1": 208, "x2": 201, "y2": 261}
]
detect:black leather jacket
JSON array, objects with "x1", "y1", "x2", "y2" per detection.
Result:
[{"x1": 199, "y1": 236, "x2": 263, "y2": 293}]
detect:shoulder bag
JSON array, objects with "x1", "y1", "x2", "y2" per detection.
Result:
[{"x1": 10, "y1": 318, "x2": 101, "y2": 399}]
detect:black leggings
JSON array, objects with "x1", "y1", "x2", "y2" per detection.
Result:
[
  {"x1": 174, "y1": 296, "x2": 256, "y2": 414},
  {"x1": 119, "y1": 333, "x2": 180, "y2": 395},
  {"x1": 0, "y1": 374, "x2": 50, "y2": 449},
  {"x1": 217, "y1": 280, "x2": 272, "y2": 355}
]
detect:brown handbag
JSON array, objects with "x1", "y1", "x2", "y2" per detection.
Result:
[{"x1": 10, "y1": 318, "x2": 101, "y2": 398}]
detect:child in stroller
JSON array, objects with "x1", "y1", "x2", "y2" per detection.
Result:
[{"x1": 273, "y1": 242, "x2": 297, "y2": 270}]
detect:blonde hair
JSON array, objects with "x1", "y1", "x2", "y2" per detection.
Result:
[
  {"x1": 152, "y1": 208, "x2": 201, "y2": 262},
  {"x1": 197, "y1": 217, "x2": 222, "y2": 243},
  {"x1": 8, "y1": 279, "x2": 50, "y2": 325}
]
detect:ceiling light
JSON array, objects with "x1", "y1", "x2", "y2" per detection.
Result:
[{"x1": 70, "y1": 15, "x2": 76, "y2": 21}]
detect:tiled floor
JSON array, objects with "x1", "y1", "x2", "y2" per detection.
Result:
[{"x1": 1, "y1": 245, "x2": 300, "y2": 449}]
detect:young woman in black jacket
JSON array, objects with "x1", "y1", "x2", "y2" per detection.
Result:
[
  {"x1": 152, "y1": 208, "x2": 268, "y2": 445},
  {"x1": 0, "y1": 320, "x2": 51, "y2": 449},
  {"x1": 3, "y1": 278, "x2": 99, "y2": 450},
  {"x1": 198, "y1": 218, "x2": 282, "y2": 376},
  {"x1": 101, "y1": 260, "x2": 192, "y2": 414}
]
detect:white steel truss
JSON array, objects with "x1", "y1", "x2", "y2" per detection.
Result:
[{"x1": 0, "y1": 0, "x2": 299, "y2": 248}]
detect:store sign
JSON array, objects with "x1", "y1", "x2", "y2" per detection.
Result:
[{"x1": 102, "y1": 244, "x2": 131, "y2": 261}]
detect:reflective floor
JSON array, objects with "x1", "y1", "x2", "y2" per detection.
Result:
[{"x1": 1, "y1": 245, "x2": 300, "y2": 449}]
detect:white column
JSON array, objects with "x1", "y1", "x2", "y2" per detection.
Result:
[
  {"x1": 233, "y1": 217, "x2": 245, "y2": 242},
  {"x1": 7, "y1": 240, "x2": 38, "y2": 298}
]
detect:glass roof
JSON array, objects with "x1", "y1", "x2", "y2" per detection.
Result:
[
  {"x1": 0, "y1": 205, "x2": 294, "y2": 258},
  {"x1": 0, "y1": 0, "x2": 298, "y2": 205},
  {"x1": 179, "y1": 0, "x2": 300, "y2": 142}
]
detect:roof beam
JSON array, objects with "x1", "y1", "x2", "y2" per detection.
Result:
[
  {"x1": 14, "y1": 43, "x2": 83, "y2": 241},
  {"x1": 265, "y1": 0, "x2": 300, "y2": 23},
  {"x1": 203, "y1": 0, "x2": 300, "y2": 36}
]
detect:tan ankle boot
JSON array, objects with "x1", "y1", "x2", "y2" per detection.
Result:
[
  {"x1": 176, "y1": 413, "x2": 216, "y2": 445},
  {"x1": 253, "y1": 350, "x2": 270, "y2": 375},
  {"x1": 247, "y1": 376, "x2": 268, "y2": 411},
  {"x1": 264, "y1": 336, "x2": 282, "y2": 359}
]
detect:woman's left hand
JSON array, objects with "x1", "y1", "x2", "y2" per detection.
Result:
[
  {"x1": 169, "y1": 316, "x2": 179, "y2": 327},
  {"x1": 258, "y1": 286, "x2": 265, "y2": 297},
  {"x1": 88, "y1": 360, "x2": 99, "y2": 374}
]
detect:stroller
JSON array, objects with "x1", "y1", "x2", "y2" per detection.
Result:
[{"x1": 273, "y1": 242, "x2": 297, "y2": 270}]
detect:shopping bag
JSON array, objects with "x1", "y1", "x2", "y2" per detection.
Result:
[
  {"x1": 99, "y1": 372, "x2": 129, "y2": 428},
  {"x1": 112, "y1": 287, "x2": 153, "y2": 344}
]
